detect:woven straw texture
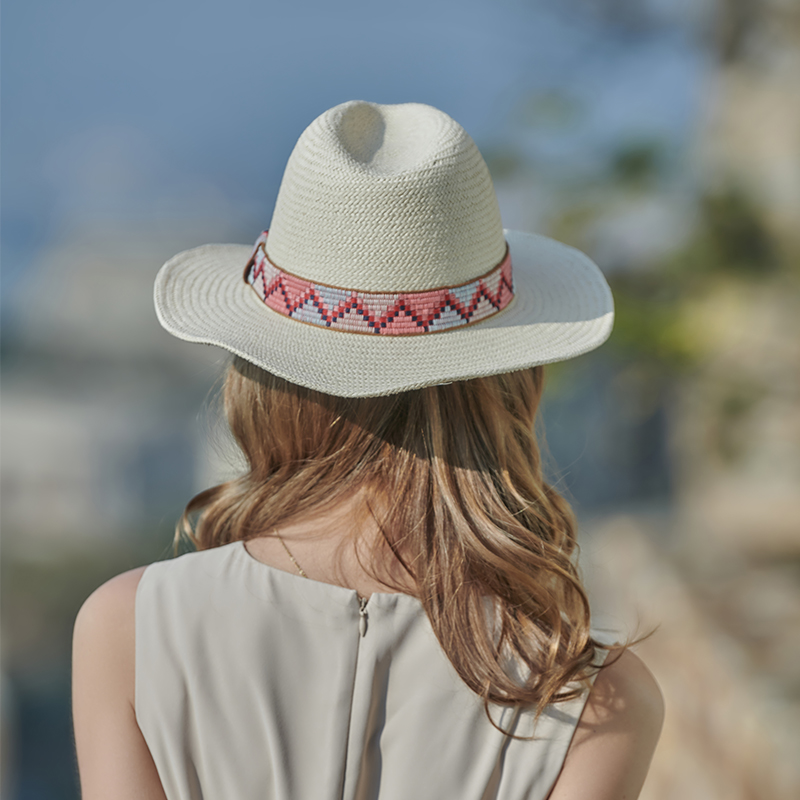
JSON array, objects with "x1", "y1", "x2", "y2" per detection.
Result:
[
  {"x1": 154, "y1": 101, "x2": 614, "y2": 397},
  {"x1": 266, "y1": 101, "x2": 507, "y2": 292},
  {"x1": 155, "y1": 230, "x2": 613, "y2": 397}
]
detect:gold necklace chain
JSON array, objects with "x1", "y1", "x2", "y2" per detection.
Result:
[
  {"x1": 273, "y1": 529, "x2": 369, "y2": 608},
  {"x1": 275, "y1": 530, "x2": 308, "y2": 578}
]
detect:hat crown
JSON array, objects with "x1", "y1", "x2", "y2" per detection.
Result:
[{"x1": 265, "y1": 101, "x2": 507, "y2": 292}]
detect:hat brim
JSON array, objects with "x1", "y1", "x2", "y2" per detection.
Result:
[{"x1": 154, "y1": 229, "x2": 613, "y2": 397}]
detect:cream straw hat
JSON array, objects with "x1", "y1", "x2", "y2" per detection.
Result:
[{"x1": 154, "y1": 100, "x2": 613, "y2": 397}]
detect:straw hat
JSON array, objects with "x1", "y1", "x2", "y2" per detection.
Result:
[{"x1": 154, "y1": 100, "x2": 613, "y2": 397}]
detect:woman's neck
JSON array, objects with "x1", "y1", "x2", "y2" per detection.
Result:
[{"x1": 243, "y1": 489, "x2": 416, "y2": 599}]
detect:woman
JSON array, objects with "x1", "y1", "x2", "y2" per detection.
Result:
[{"x1": 72, "y1": 100, "x2": 664, "y2": 800}]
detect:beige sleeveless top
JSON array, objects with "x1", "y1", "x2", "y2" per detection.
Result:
[{"x1": 135, "y1": 540, "x2": 608, "y2": 800}]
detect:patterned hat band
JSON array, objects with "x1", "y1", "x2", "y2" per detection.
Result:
[{"x1": 244, "y1": 231, "x2": 514, "y2": 336}]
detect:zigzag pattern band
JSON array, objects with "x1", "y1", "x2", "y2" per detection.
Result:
[{"x1": 244, "y1": 231, "x2": 514, "y2": 335}]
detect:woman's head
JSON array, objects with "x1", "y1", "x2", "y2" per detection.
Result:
[{"x1": 180, "y1": 356, "x2": 607, "y2": 731}]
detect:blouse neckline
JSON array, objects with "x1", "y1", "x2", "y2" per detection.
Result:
[{"x1": 235, "y1": 539, "x2": 423, "y2": 610}]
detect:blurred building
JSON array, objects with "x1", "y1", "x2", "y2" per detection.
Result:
[{"x1": 1, "y1": 223, "x2": 240, "y2": 559}]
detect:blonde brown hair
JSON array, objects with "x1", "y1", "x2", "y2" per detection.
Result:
[{"x1": 177, "y1": 356, "x2": 623, "y2": 731}]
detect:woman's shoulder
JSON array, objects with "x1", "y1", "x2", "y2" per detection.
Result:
[
  {"x1": 75, "y1": 565, "x2": 149, "y2": 635},
  {"x1": 72, "y1": 566, "x2": 150, "y2": 760},
  {"x1": 585, "y1": 648, "x2": 665, "y2": 728},
  {"x1": 73, "y1": 546, "x2": 221, "y2": 650},
  {"x1": 73, "y1": 545, "x2": 241, "y2": 669},
  {"x1": 72, "y1": 566, "x2": 170, "y2": 798},
  {"x1": 75, "y1": 563, "x2": 150, "y2": 628},
  {"x1": 547, "y1": 648, "x2": 665, "y2": 800},
  {"x1": 73, "y1": 565, "x2": 150, "y2": 700}
]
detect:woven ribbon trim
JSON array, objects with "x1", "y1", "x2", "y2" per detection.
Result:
[{"x1": 244, "y1": 231, "x2": 514, "y2": 335}]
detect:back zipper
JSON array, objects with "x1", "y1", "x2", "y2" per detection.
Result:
[{"x1": 358, "y1": 596, "x2": 368, "y2": 637}]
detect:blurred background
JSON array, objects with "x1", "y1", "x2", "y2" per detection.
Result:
[{"x1": 2, "y1": 0, "x2": 799, "y2": 797}]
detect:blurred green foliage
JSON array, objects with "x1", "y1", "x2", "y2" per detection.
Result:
[
  {"x1": 607, "y1": 185, "x2": 793, "y2": 370},
  {"x1": 683, "y1": 188, "x2": 779, "y2": 278},
  {"x1": 513, "y1": 90, "x2": 584, "y2": 131},
  {"x1": 483, "y1": 148, "x2": 526, "y2": 182},
  {"x1": 610, "y1": 139, "x2": 665, "y2": 190}
]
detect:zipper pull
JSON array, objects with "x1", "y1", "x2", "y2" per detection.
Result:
[{"x1": 358, "y1": 596, "x2": 368, "y2": 637}]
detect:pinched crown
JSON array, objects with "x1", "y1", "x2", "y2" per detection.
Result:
[{"x1": 264, "y1": 101, "x2": 507, "y2": 292}]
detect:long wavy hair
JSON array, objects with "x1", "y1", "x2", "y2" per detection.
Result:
[{"x1": 176, "y1": 356, "x2": 624, "y2": 733}]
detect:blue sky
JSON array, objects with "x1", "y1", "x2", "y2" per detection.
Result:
[{"x1": 1, "y1": 0, "x2": 706, "y2": 302}]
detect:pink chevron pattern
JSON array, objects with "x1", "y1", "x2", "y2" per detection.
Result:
[{"x1": 244, "y1": 231, "x2": 514, "y2": 335}]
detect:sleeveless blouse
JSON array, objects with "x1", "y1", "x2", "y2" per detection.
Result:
[{"x1": 135, "y1": 541, "x2": 608, "y2": 800}]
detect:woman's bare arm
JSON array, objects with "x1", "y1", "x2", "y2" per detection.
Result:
[
  {"x1": 71, "y1": 566, "x2": 167, "y2": 800},
  {"x1": 547, "y1": 649, "x2": 665, "y2": 800}
]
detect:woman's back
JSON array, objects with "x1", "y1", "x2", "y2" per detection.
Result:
[{"x1": 135, "y1": 540, "x2": 609, "y2": 800}]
